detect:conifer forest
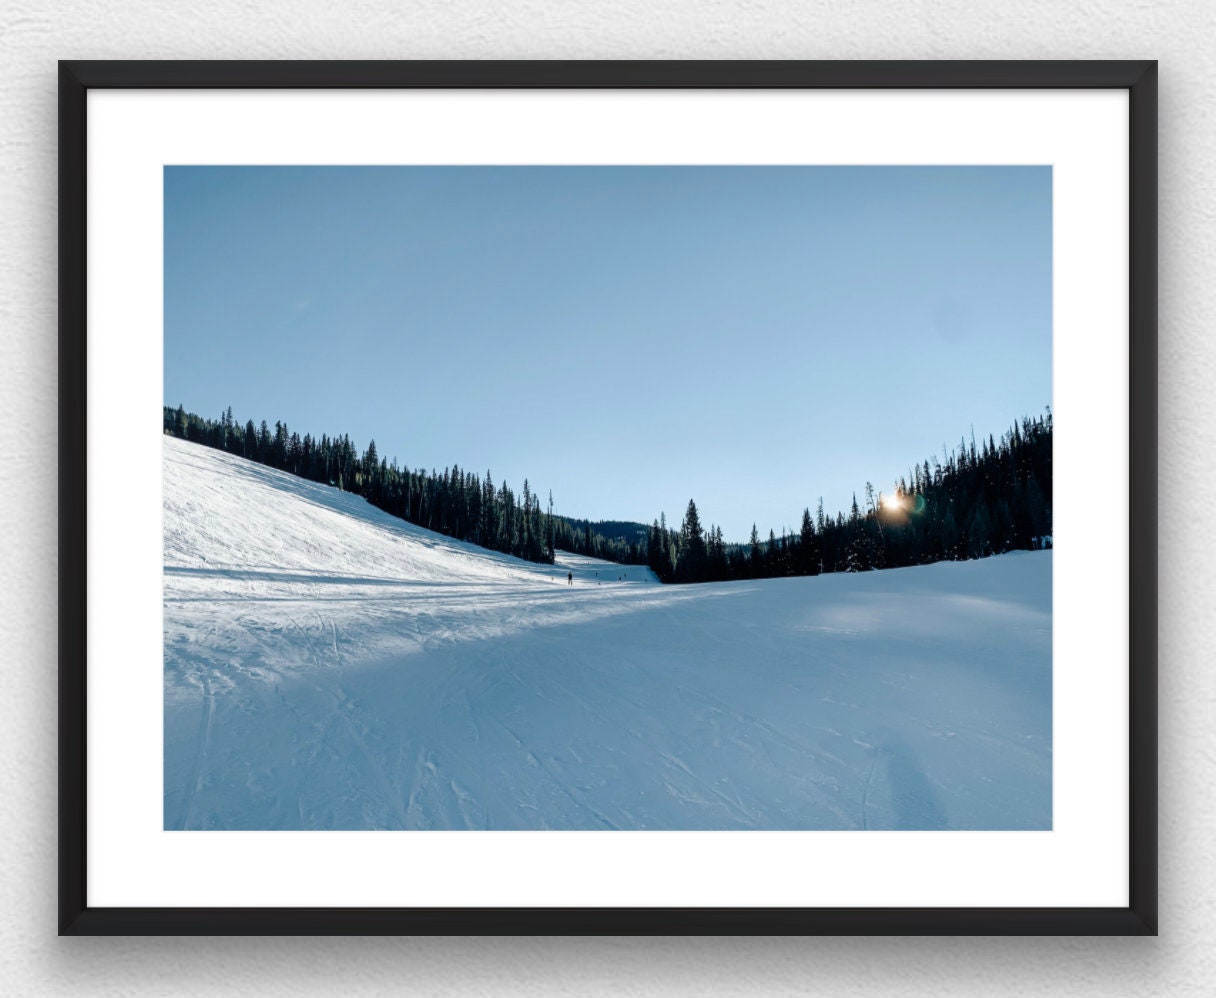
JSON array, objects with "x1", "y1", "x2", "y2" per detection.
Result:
[{"x1": 164, "y1": 404, "x2": 1051, "y2": 585}]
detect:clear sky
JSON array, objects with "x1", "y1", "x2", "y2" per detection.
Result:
[{"x1": 165, "y1": 165, "x2": 1051, "y2": 542}]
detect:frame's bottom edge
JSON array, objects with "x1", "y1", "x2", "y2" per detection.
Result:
[{"x1": 59, "y1": 905, "x2": 1157, "y2": 936}]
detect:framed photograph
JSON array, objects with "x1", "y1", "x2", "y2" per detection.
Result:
[{"x1": 60, "y1": 60, "x2": 1157, "y2": 934}]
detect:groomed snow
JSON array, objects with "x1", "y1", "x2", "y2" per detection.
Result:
[{"x1": 163, "y1": 436, "x2": 1051, "y2": 831}]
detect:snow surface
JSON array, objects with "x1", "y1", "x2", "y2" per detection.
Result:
[{"x1": 163, "y1": 436, "x2": 1052, "y2": 831}]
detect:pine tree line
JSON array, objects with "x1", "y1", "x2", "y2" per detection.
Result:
[
  {"x1": 164, "y1": 405, "x2": 560, "y2": 565},
  {"x1": 166, "y1": 404, "x2": 1050, "y2": 584},
  {"x1": 548, "y1": 518, "x2": 648, "y2": 566},
  {"x1": 645, "y1": 412, "x2": 1052, "y2": 584}
]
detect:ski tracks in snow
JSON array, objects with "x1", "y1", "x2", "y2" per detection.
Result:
[
  {"x1": 177, "y1": 671, "x2": 216, "y2": 831},
  {"x1": 162, "y1": 437, "x2": 1052, "y2": 831}
]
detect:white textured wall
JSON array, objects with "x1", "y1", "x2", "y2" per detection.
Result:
[{"x1": 1, "y1": 1, "x2": 1210, "y2": 994}]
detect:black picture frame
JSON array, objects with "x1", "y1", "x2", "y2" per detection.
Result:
[{"x1": 59, "y1": 59, "x2": 1158, "y2": 936}]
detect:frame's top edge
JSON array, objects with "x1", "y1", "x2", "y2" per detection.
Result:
[{"x1": 58, "y1": 59, "x2": 1157, "y2": 91}]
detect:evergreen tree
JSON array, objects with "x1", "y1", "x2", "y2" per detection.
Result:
[
  {"x1": 257, "y1": 421, "x2": 271, "y2": 462},
  {"x1": 675, "y1": 499, "x2": 706, "y2": 582}
]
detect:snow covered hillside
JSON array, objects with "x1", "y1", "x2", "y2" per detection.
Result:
[{"x1": 164, "y1": 436, "x2": 1052, "y2": 831}]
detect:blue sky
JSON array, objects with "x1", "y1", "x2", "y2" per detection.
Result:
[{"x1": 165, "y1": 165, "x2": 1051, "y2": 541}]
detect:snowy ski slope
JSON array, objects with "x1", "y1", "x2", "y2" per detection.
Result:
[{"x1": 163, "y1": 435, "x2": 1052, "y2": 831}]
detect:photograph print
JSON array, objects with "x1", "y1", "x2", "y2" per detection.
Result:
[{"x1": 163, "y1": 165, "x2": 1052, "y2": 832}]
